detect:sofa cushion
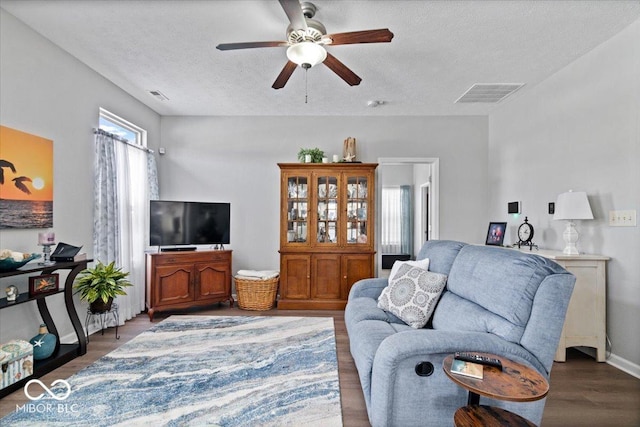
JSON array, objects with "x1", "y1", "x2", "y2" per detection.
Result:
[
  {"x1": 433, "y1": 245, "x2": 569, "y2": 345},
  {"x1": 378, "y1": 263, "x2": 447, "y2": 328},
  {"x1": 415, "y1": 240, "x2": 467, "y2": 275}
]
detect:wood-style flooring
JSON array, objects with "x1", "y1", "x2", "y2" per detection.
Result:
[{"x1": 1, "y1": 307, "x2": 639, "y2": 426}]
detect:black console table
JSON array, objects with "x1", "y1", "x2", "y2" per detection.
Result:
[{"x1": 0, "y1": 259, "x2": 91, "y2": 398}]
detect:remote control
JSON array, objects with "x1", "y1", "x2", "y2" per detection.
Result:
[{"x1": 454, "y1": 352, "x2": 503, "y2": 370}]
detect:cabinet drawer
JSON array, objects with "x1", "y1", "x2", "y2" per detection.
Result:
[{"x1": 151, "y1": 251, "x2": 231, "y2": 265}]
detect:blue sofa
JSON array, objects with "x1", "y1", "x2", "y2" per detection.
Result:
[{"x1": 345, "y1": 240, "x2": 575, "y2": 427}]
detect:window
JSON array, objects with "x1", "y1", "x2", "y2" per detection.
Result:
[{"x1": 99, "y1": 108, "x2": 146, "y2": 146}]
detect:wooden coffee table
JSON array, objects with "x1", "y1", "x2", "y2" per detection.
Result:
[{"x1": 443, "y1": 352, "x2": 549, "y2": 426}]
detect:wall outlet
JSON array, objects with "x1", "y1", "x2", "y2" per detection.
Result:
[{"x1": 609, "y1": 210, "x2": 637, "y2": 227}]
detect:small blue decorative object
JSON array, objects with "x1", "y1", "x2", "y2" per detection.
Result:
[
  {"x1": 30, "y1": 324, "x2": 57, "y2": 360},
  {"x1": 0, "y1": 253, "x2": 41, "y2": 272}
]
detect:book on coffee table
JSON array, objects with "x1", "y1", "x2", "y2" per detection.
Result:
[{"x1": 450, "y1": 359, "x2": 484, "y2": 379}]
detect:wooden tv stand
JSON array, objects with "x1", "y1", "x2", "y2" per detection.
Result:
[{"x1": 145, "y1": 250, "x2": 233, "y2": 321}]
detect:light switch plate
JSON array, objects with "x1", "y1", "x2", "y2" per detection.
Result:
[{"x1": 609, "y1": 210, "x2": 637, "y2": 226}]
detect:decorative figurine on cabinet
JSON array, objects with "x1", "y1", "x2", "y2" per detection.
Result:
[
  {"x1": 30, "y1": 324, "x2": 57, "y2": 360},
  {"x1": 5, "y1": 285, "x2": 19, "y2": 302}
]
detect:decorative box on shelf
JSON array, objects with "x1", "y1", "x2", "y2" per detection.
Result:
[{"x1": 1, "y1": 339, "x2": 34, "y2": 390}]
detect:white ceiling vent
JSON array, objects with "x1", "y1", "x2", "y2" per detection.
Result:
[
  {"x1": 148, "y1": 90, "x2": 169, "y2": 101},
  {"x1": 455, "y1": 83, "x2": 524, "y2": 104}
]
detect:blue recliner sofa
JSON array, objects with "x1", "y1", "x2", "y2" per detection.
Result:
[{"x1": 345, "y1": 240, "x2": 575, "y2": 427}]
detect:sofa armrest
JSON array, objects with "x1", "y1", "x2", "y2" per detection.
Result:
[
  {"x1": 369, "y1": 330, "x2": 545, "y2": 427},
  {"x1": 520, "y1": 272, "x2": 575, "y2": 374},
  {"x1": 348, "y1": 277, "x2": 389, "y2": 301},
  {"x1": 373, "y1": 329, "x2": 538, "y2": 371}
]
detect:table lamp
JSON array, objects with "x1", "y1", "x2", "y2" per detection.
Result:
[{"x1": 553, "y1": 190, "x2": 593, "y2": 255}]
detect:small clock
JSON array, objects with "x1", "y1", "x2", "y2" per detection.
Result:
[
  {"x1": 518, "y1": 217, "x2": 534, "y2": 243},
  {"x1": 517, "y1": 217, "x2": 538, "y2": 250}
]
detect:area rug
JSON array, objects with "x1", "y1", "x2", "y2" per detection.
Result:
[{"x1": 1, "y1": 315, "x2": 342, "y2": 426}]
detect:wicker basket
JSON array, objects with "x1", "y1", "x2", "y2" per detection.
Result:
[{"x1": 235, "y1": 276, "x2": 279, "y2": 311}]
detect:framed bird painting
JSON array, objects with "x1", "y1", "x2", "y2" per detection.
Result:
[{"x1": 0, "y1": 126, "x2": 53, "y2": 229}]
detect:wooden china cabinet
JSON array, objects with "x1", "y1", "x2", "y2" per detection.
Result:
[{"x1": 278, "y1": 163, "x2": 377, "y2": 309}]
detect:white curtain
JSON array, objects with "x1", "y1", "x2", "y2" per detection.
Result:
[
  {"x1": 116, "y1": 142, "x2": 146, "y2": 320},
  {"x1": 94, "y1": 130, "x2": 152, "y2": 324},
  {"x1": 381, "y1": 188, "x2": 402, "y2": 254},
  {"x1": 381, "y1": 186, "x2": 412, "y2": 254}
]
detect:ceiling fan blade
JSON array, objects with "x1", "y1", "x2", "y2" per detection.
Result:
[
  {"x1": 272, "y1": 61, "x2": 298, "y2": 89},
  {"x1": 279, "y1": 0, "x2": 307, "y2": 31},
  {"x1": 323, "y1": 53, "x2": 362, "y2": 86},
  {"x1": 216, "y1": 41, "x2": 288, "y2": 51},
  {"x1": 325, "y1": 28, "x2": 394, "y2": 45}
]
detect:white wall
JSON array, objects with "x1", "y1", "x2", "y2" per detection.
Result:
[
  {"x1": 381, "y1": 165, "x2": 414, "y2": 186},
  {"x1": 0, "y1": 10, "x2": 161, "y2": 343},
  {"x1": 159, "y1": 116, "x2": 489, "y2": 275},
  {"x1": 488, "y1": 19, "x2": 640, "y2": 369}
]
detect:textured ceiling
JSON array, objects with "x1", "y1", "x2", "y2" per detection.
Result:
[{"x1": 2, "y1": 0, "x2": 639, "y2": 116}]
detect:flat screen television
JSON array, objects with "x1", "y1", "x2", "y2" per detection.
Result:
[{"x1": 150, "y1": 200, "x2": 230, "y2": 247}]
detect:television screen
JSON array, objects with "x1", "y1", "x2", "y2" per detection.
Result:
[{"x1": 150, "y1": 201, "x2": 230, "y2": 246}]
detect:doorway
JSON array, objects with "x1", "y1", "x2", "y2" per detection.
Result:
[{"x1": 376, "y1": 158, "x2": 439, "y2": 277}]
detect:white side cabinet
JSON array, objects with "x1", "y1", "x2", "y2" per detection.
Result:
[{"x1": 531, "y1": 250, "x2": 609, "y2": 362}]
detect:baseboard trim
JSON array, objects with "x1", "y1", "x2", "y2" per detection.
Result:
[
  {"x1": 59, "y1": 323, "x2": 118, "y2": 345},
  {"x1": 607, "y1": 353, "x2": 640, "y2": 379},
  {"x1": 575, "y1": 347, "x2": 640, "y2": 379}
]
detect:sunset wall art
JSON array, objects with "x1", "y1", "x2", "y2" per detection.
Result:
[{"x1": 0, "y1": 126, "x2": 53, "y2": 228}]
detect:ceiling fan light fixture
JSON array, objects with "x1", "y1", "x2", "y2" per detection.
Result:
[{"x1": 286, "y1": 42, "x2": 327, "y2": 68}]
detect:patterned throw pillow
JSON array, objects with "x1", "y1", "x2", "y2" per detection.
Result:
[{"x1": 378, "y1": 263, "x2": 448, "y2": 329}]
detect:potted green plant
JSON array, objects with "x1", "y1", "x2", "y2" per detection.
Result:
[
  {"x1": 297, "y1": 147, "x2": 325, "y2": 163},
  {"x1": 73, "y1": 261, "x2": 132, "y2": 313}
]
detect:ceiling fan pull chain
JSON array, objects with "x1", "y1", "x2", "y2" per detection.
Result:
[{"x1": 305, "y1": 66, "x2": 308, "y2": 104}]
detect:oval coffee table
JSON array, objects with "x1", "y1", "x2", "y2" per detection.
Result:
[{"x1": 443, "y1": 352, "x2": 549, "y2": 426}]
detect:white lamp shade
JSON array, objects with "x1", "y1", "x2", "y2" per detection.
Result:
[
  {"x1": 553, "y1": 191, "x2": 593, "y2": 220},
  {"x1": 286, "y1": 42, "x2": 327, "y2": 67}
]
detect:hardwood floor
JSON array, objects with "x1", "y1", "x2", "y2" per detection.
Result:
[{"x1": 1, "y1": 307, "x2": 639, "y2": 426}]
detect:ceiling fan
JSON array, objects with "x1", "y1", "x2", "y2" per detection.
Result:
[{"x1": 216, "y1": 0, "x2": 394, "y2": 89}]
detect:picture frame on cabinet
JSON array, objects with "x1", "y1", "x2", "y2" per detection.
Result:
[
  {"x1": 485, "y1": 222, "x2": 507, "y2": 246},
  {"x1": 29, "y1": 273, "x2": 59, "y2": 296}
]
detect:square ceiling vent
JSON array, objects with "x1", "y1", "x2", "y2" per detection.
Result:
[
  {"x1": 455, "y1": 83, "x2": 524, "y2": 103},
  {"x1": 148, "y1": 90, "x2": 169, "y2": 101}
]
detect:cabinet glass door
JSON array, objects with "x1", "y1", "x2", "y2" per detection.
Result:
[
  {"x1": 316, "y1": 175, "x2": 339, "y2": 245},
  {"x1": 286, "y1": 176, "x2": 308, "y2": 243},
  {"x1": 346, "y1": 175, "x2": 369, "y2": 245}
]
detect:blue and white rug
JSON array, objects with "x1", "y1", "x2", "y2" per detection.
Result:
[{"x1": 1, "y1": 315, "x2": 342, "y2": 426}]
